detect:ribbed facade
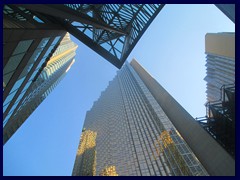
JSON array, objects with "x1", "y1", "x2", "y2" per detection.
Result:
[
  {"x1": 3, "y1": 33, "x2": 78, "y2": 144},
  {"x1": 204, "y1": 33, "x2": 235, "y2": 102},
  {"x1": 72, "y1": 61, "x2": 208, "y2": 176}
]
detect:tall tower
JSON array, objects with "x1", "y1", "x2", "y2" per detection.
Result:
[
  {"x1": 204, "y1": 32, "x2": 235, "y2": 102},
  {"x1": 3, "y1": 33, "x2": 78, "y2": 145},
  {"x1": 73, "y1": 59, "x2": 235, "y2": 176},
  {"x1": 72, "y1": 60, "x2": 211, "y2": 176},
  {"x1": 196, "y1": 32, "x2": 235, "y2": 158}
]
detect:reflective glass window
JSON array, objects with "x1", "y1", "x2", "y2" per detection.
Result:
[
  {"x1": 3, "y1": 53, "x2": 25, "y2": 86},
  {"x1": 12, "y1": 40, "x2": 33, "y2": 56},
  {"x1": 37, "y1": 37, "x2": 50, "y2": 49},
  {"x1": 27, "y1": 48, "x2": 43, "y2": 66},
  {"x1": 51, "y1": 36, "x2": 61, "y2": 46},
  {"x1": 3, "y1": 90, "x2": 18, "y2": 107},
  {"x1": 15, "y1": 89, "x2": 27, "y2": 104},
  {"x1": 7, "y1": 100, "x2": 20, "y2": 117},
  {"x1": 43, "y1": 45, "x2": 55, "y2": 58},
  {"x1": 33, "y1": 15, "x2": 44, "y2": 23},
  {"x1": 3, "y1": 113, "x2": 11, "y2": 127},
  {"x1": 21, "y1": 81, "x2": 31, "y2": 93},
  {"x1": 9, "y1": 77, "x2": 24, "y2": 94},
  {"x1": 4, "y1": 40, "x2": 33, "y2": 87},
  {"x1": 3, "y1": 102, "x2": 10, "y2": 113}
]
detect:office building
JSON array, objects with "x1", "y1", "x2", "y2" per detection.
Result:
[
  {"x1": 204, "y1": 32, "x2": 235, "y2": 102},
  {"x1": 196, "y1": 32, "x2": 235, "y2": 157},
  {"x1": 73, "y1": 59, "x2": 235, "y2": 176},
  {"x1": 72, "y1": 60, "x2": 211, "y2": 176},
  {"x1": 3, "y1": 30, "x2": 78, "y2": 144}
]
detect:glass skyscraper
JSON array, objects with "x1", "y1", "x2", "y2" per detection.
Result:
[
  {"x1": 3, "y1": 32, "x2": 78, "y2": 144},
  {"x1": 72, "y1": 60, "x2": 209, "y2": 176}
]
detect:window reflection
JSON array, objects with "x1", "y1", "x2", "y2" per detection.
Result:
[
  {"x1": 99, "y1": 166, "x2": 118, "y2": 176},
  {"x1": 72, "y1": 129, "x2": 97, "y2": 176}
]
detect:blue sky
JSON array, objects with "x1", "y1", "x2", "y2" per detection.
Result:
[{"x1": 3, "y1": 4, "x2": 235, "y2": 176}]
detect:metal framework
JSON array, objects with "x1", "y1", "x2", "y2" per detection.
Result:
[
  {"x1": 215, "y1": 4, "x2": 235, "y2": 23},
  {"x1": 4, "y1": 4, "x2": 165, "y2": 68},
  {"x1": 196, "y1": 84, "x2": 235, "y2": 158}
]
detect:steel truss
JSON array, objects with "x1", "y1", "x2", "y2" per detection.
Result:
[
  {"x1": 4, "y1": 4, "x2": 165, "y2": 68},
  {"x1": 196, "y1": 84, "x2": 235, "y2": 158}
]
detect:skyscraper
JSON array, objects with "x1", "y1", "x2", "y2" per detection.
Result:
[
  {"x1": 204, "y1": 32, "x2": 235, "y2": 102},
  {"x1": 73, "y1": 59, "x2": 235, "y2": 176},
  {"x1": 196, "y1": 32, "x2": 235, "y2": 158},
  {"x1": 3, "y1": 32, "x2": 78, "y2": 145},
  {"x1": 72, "y1": 60, "x2": 212, "y2": 176}
]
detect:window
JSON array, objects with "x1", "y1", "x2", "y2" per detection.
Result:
[
  {"x1": 21, "y1": 81, "x2": 32, "y2": 92},
  {"x1": 37, "y1": 38, "x2": 50, "y2": 49},
  {"x1": 7, "y1": 100, "x2": 20, "y2": 118},
  {"x1": 3, "y1": 40, "x2": 33, "y2": 87},
  {"x1": 3, "y1": 102, "x2": 10, "y2": 113},
  {"x1": 33, "y1": 15, "x2": 44, "y2": 23},
  {"x1": 3, "y1": 90, "x2": 18, "y2": 108},
  {"x1": 3, "y1": 54, "x2": 25, "y2": 86},
  {"x1": 9, "y1": 77, "x2": 25, "y2": 94},
  {"x1": 15, "y1": 89, "x2": 27, "y2": 104},
  {"x1": 43, "y1": 45, "x2": 55, "y2": 58},
  {"x1": 12, "y1": 40, "x2": 33, "y2": 56},
  {"x1": 52, "y1": 36, "x2": 61, "y2": 46},
  {"x1": 3, "y1": 113, "x2": 12, "y2": 127}
]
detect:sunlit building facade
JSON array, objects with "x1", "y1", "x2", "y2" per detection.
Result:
[
  {"x1": 72, "y1": 129, "x2": 97, "y2": 176},
  {"x1": 204, "y1": 32, "x2": 235, "y2": 102},
  {"x1": 72, "y1": 60, "x2": 209, "y2": 176},
  {"x1": 3, "y1": 31, "x2": 78, "y2": 144},
  {"x1": 195, "y1": 32, "x2": 235, "y2": 159}
]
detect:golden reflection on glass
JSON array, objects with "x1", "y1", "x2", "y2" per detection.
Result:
[
  {"x1": 99, "y1": 166, "x2": 119, "y2": 176},
  {"x1": 72, "y1": 129, "x2": 97, "y2": 176},
  {"x1": 77, "y1": 129, "x2": 97, "y2": 156},
  {"x1": 155, "y1": 130, "x2": 192, "y2": 176}
]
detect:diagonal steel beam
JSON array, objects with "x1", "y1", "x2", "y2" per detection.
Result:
[
  {"x1": 16, "y1": 4, "x2": 127, "y2": 35},
  {"x1": 94, "y1": 4, "x2": 124, "y2": 44},
  {"x1": 121, "y1": 4, "x2": 165, "y2": 61},
  {"x1": 7, "y1": 5, "x2": 37, "y2": 25},
  {"x1": 215, "y1": 4, "x2": 235, "y2": 23},
  {"x1": 57, "y1": 20, "x2": 122, "y2": 68}
]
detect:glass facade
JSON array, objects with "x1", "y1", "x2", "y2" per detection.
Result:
[
  {"x1": 3, "y1": 39, "x2": 33, "y2": 88},
  {"x1": 73, "y1": 62, "x2": 209, "y2": 176},
  {"x1": 3, "y1": 33, "x2": 78, "y2": 144},
  {"x1": 3, "y1": 35, "x2": 62, "y2": 128}
]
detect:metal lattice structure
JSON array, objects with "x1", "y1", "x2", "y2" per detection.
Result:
[
  {"x1": 196, "y1": 84, "x2": 235, "y2": 158},
  {"x1": 5, "y1": 4, "x2": 165, "y2": 68}
]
